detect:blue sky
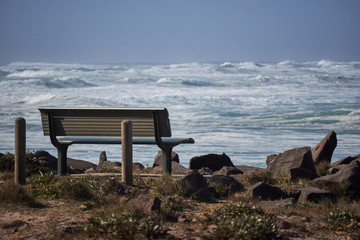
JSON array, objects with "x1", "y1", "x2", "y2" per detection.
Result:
[{"x1": 1, "y1": 0, "x2": 359, "y2": 64}]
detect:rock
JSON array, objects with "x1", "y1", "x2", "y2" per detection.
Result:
[
  {"x1": 297, "y1": 187, "x2": 336, "y2": 204},
  {"x1": 133, "y1": 162, "x2": 145, "y2": 171},
  {"x1": 179, "y1": 172, "x2": 210, "y2": 199},
  {"x1": 151, "y1": 161, "x2": 193, "y2": 174},
  {"x1": 255, "y1": 198, "x2": 296, "y2": 210},
  {"x1": 215, "y1": 166, "x2": 244, "y2": 176},
  {"x1": 67, "y1": 157, "x2": 97, "y2": 172},
  {"x1": 99, "y1": 151, "x2": 107, "y2": 162},
  {"x1": 331, "y1": 154, "x2": 360, "y2": 167},
  {"x1": 123, "y1": 190, "x2": 161, "y2": 214},
  {"x1": 189, "y1": 153, "x2": 234, "y2": 171},
  {"x1": 153, "y1": 150, "x2": 179, "y2": 167},
  {"x1": 248, "y1": 182, "x2": 288, "y2": 200},
  {"x1": 198, "y1": 167, "x2": 214, "y2": 175},
  {"x1": 311, "y1": 160, "x2": 360, "y2": 198},
  {"x1": 96, "y1": 160, "x2": 121, "y2": 171},
  {"x1": 34, "y1": 150, "x2": 57, "y2": 171},
  {"x1": 207, "y1": 175, "x2": 243, "y2": 198},
  {"x1": 34, "y1": 150, "x2": 96, "y2": 174},
  {"x1": 266, "y1": 147, "x2": 316, "y2": 178},
  {"x1": 311, "y1": 130, "x2": 337, "y2": 165},
  {"x1": 288, "y1": 167, "x2": 318, "y2": 180},
  {"x1": 266, "y1": 154, "x2": 277, "y2": 165},
  {"x1": 235, "y1": 165, "x2": 264, "y2": 173},
  {"x1": 100, "y1": 179, "x2": 125, "y2": 195}
]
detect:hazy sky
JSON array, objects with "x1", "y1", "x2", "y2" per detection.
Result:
[{"x1": 1, "y1": 0, "x2": 359, "y2": 64}]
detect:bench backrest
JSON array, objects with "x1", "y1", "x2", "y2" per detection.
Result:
[{"x1": 38, "y1": 108, "x2": 172, "y2": 137}]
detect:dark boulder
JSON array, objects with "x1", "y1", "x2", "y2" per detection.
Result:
[
  {"x1": 235, "y1": 165, "x2": 264, "y2": 173},
  {"x1": 100, "y1": 179, "x2": 126, "y2": 195},
  {"x1": 266, "y1": 147, "x2": 316, "y2": 178},
  {"x1": 151, "y1": 161, "x2": 192, "y2": 174},
  {"x1": 189, "y1": 153, "x2": 234, "y2": 171},
  {"x1": 96, "y1": 151, "x2": 121, "y2": 171},
  {"x1": 153, "y1": 150, "x2": 179, "y2": 167},
  {"x1": 311, "y1": 130, "x2": 337, "y2": 165},
  {"x1": 331, "y1": 154, "x2": 360, "y2": 167},
  {"x1": 297, "y1": 187, "x2": 336, "y2": 203},
  {"x1": 289, "y1": 167, "x2": 318, "y2": 180},
  {"x1": 123, "y1": 190, "x2": 161, "y2": 214},
  {"x1": 179, "y1": 172, "x2": 210, "y2": 199},
  {"x1": 248, "y1": 182, "x2": 288, "y2": 200},
  {"x1": 34, "y1": 150, "x2": 96, "y2": 174},
  {"x1": 207, "y1": 175, "x2": 243, "y2": 198},
  {"x1": 311, "y1": 160, "x2": 360, "y2": 198},
  {"x1": 215, "y1": 166, "x2": 244, "y2": 176}
]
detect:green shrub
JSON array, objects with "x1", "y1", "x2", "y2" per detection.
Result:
[
  {"x1": 152, "y1": 174, "x2": 180, "y2": 197},
  {"x1": 84, "y1": 211, "x2": 166, "y2": 239},
  {"x1": 0, "y1": 152, "x2": 14, "y2": 172},
  {"x1": 28, "y1": 172, "x2": 58, "y2": 199},
  {"x1": 203, "y1": 203, "x2": 279, "y2": 240},
  {"x1": 316, "y1": 161, "x2": 331, "y2": 176},
  {"x1": 243, "y1": 170, "x2": 275, "y2": 186},
  {"x1": 58, "y1": 178, "x2": 94, "y2": 200},
  {"x1": 0, "y1": 182, "x2": 36, "y2": 207},
  {"x1": 323, "y1": 206, "x2": 360, "y2": 232}
]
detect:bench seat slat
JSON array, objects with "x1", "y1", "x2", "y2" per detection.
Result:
[{"x1": 58, "y1": 136, "x2": 195, "y2": 145}]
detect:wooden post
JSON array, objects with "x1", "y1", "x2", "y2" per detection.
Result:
[
  {"x1": 15, "y1": 118, "x2": 26, "y2": 185},
  {"x1": 122, "y1": 120, "x2": 133, "y2": 186}
]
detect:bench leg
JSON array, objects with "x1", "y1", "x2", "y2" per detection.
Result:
[
  {"x1": 57, "y1": 145, "x2": 68, "y2": 175},
  {"x1": 162, "y1": 147, "x2": 173, "y2": 174}
]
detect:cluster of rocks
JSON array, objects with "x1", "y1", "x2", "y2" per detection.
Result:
[{"x1": 31, "y1": 130, "x2": 359, "y2": 214}]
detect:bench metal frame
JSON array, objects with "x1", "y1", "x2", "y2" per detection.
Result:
[{"x1": 39, "y1": 107, "x2": 194, "y2": 175}]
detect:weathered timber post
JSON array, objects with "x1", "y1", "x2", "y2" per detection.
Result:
[
  {"x1": 15, "y1": 117, "x2": 26, "y2": 185},
  {"x1": 122, "y1": 120, "x2": 133, "y2": 185}
]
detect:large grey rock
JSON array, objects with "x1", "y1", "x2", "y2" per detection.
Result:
[
  {"x1": 189, "y1": 153, "x2": 234, "y2": 171},
  {"x1": 248, "y1": 182, "x2": 288, "y2": 200},
  {"x1": 297, "y1": 187, "x2": 336, "y2": 204},
  {"x1": 255, "y1": 198, "x2": 296, "y2": 210},
  {"x1": 266, "y1": 147, "x2": 316, "y2": 178},
  {"x1": 207, "y1": 175, "x2": 243, "y2": 198},
  {"x1": 179, "y1": 172, "x2": 210, "y2": 199},
  {"x1": 311, "y1": 160, "x2": 360, "y2": 198},
  {"x1": 96, "y1": 151, "x2": 121, "y2": 170},
  {"x1": 123, "y1": 190, "x2": 161, "y2": 214},
  {"x1": 235, "y1": 165, "x2": 264, "y2": 173},
  {"x1": 289, "y1": 167, "x2": 318, "y2": 180},
  {"x1": 311, "y1": 130, "x2": 337, "y2": 164},
  {"x1": 215, "y1": 166, "x2": 244, "y2": 176},
  {"x1": 34, "y1": 150, "x2": 96, "y2": 173},
  {"x1": 151, "y1": 161, "x2": 192, "y2": 174},
  {"x1": 100, "y1": 179, "x2": 125, "y2": 195},
  {"x1": 331, "y1": 154, "x2": 360, "y2": 167},
  {"x1": 153, "y1": 150, "x2": 179, "y2": 167}
]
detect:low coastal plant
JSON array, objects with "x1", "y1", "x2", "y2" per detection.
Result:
[
  {"x1": 152, "y1": 174, "x2": 180, "y2": 197},
  {"x1": 315, "y1": 161, "x2": 331, "y2": 176},
  {"x1": 202, "y1": 202, "x2": 279, "y2": 240},
  {"x1": 242, "y1": 170, "x2": 275, "y2": 186},
  {"x1": 0, "y1": 152, "x2": 14, "y2": 172},
  {"x1": 57, "y1": 178, "x2": 95, "y2": 200},
  {"x1": 0, "y1": 181, "x2": 36, "y2": 207},
  {"x1": 28, "y1": 172, "x2": 58, "y2": 199},
  {"x1": 84, "y1": 211, "x2": 166, "y2": 239}
]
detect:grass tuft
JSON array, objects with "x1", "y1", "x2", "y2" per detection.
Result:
[{"x1": 0, "y1": 181, "x2": 36, "y2": 207}]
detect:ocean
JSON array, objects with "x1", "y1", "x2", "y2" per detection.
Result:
[{"x1": 0, "y1": 60, "x2": 359, "y2": 168}]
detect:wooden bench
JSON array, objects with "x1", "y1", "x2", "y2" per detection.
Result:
[{"x1": 38, "y1": 107, "x2": 195, "y2": 175}]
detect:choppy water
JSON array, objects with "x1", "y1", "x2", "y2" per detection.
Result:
[{"x1": 0, "y1": 60, "x2": 359, "y2": 167}]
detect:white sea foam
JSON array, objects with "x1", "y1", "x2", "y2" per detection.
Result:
[
  {"x1": 23, "y1": 94, "x2": 56, "y2": 105},
  {"x1": 0, "y1": 60, "x2": 359, "y2": 167}
]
